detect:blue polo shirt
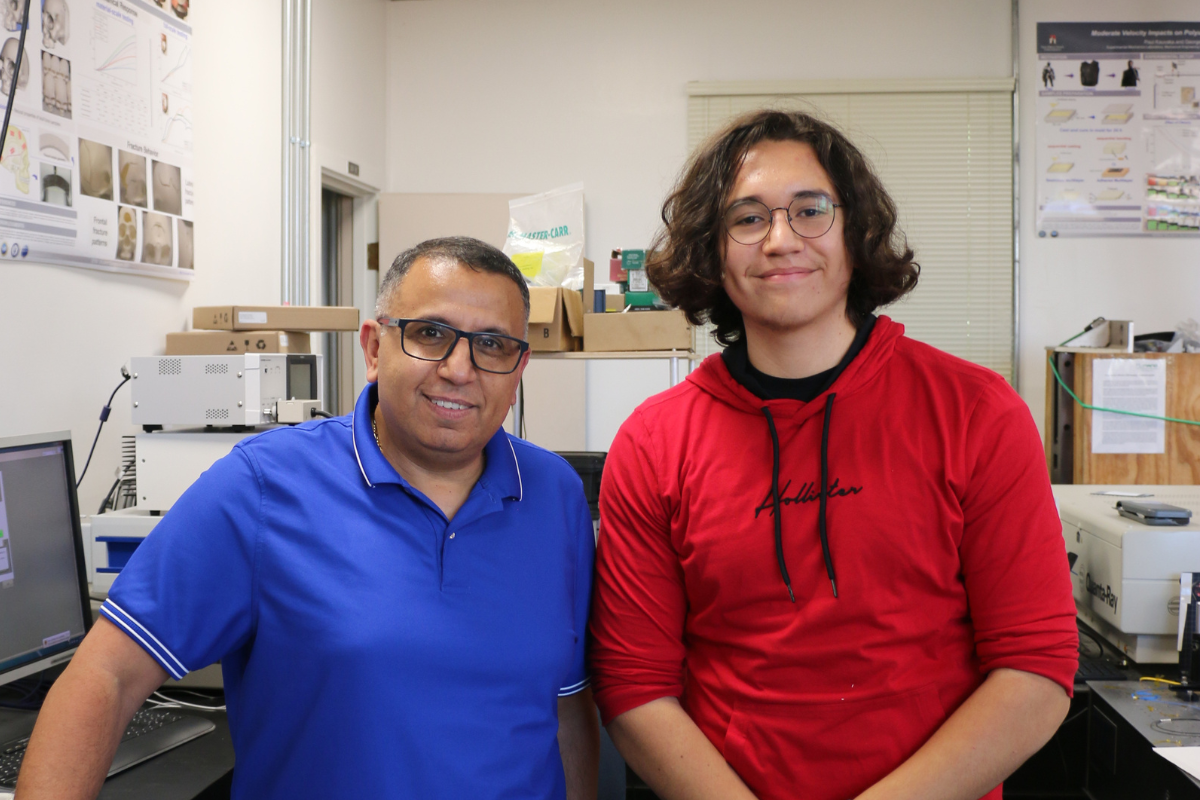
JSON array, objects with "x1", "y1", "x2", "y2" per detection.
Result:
[{"x1": 101, "y1": 383, "x2": 594, "y2": 799}]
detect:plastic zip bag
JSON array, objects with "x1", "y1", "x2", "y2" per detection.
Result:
[
  {"x1": 503, "y1": 182, "x2": 585, "y2": 289},
  {"x1": 1173, "y1": 319, "x2": 1200, "y2": 353}
]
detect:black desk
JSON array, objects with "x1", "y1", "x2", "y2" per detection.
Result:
[
  {"x1": 1086, "y1": 681, "x2": 1200, "y2": 800},
  {"x1": 0, "y1": 706, "x2": 234, "y2": 799}
]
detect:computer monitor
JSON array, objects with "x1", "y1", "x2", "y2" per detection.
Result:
[{"x1": 0, "y1": 431, "x2": 92, "y2": 687}]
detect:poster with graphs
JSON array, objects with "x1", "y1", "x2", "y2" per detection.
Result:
[
  {"x1": 1036, "y1": 22, "x2": 1200, "y2": 236},
  {"x1": 0, "y1": 0, "x2": 194, "y2": 280}
]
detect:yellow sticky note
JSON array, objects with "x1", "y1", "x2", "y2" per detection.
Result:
[{"x1": 511, "y1": 251, "x2": 543, "y2": 279}]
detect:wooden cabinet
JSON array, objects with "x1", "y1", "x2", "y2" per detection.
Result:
[{"x1": 1045, "y1": 349, "x2": 1200, "y2": 484}]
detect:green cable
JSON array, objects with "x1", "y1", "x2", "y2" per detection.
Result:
[{"x1": 1048, "y1": 327, "x2": 1200, "y2": 427}]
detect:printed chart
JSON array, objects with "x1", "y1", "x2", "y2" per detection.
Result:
[
  {"x1": 0, "y1": 0, "x2": 195, "y2": 280},
  {"x1": 92, "y1": 8, "x2": 137, "y2": 84},
  {"x1": 1036, "y1": 22, "x2": 1200, "y2": 236}
]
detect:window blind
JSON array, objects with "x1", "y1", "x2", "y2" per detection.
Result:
[{"x1": 685, "y1": 78, "x2": 1016, "y2": 381}]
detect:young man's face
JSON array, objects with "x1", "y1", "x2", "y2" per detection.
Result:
[
  {"x1": 362, "y1": 257, "x2": 528, "y2": 471},
  {"x1": 720, "y1": 139, "x2": 853, "y2": 337}
]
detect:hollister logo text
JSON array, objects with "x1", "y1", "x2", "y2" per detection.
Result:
[
  {"x1": 1086, "y1": 573, "x2": 1118, "y2": 613},
  {"x1": 754, "y1": 478, "x2": 863, "y2": 519}
]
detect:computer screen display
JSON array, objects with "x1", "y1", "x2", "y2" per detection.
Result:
[{"x1": 0, "y1": 432, "x2": 91, "y2": 686}]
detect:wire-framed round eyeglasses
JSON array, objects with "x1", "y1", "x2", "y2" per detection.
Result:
[{"x1": 723, "y1": 194, "x2": 841, "y2": 245}]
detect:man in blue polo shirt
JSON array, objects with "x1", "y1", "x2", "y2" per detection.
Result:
[{"x1": 17, "y1": 237, "x2": 600, "y2": 799}]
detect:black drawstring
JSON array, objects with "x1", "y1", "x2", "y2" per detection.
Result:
[
  {"x1": 761, "y1": 393, "x2": 839, "y2": 603},
  {"x1": 818, "y1": 393, "x2": 838, "y2": 598},
  {"x1": 761, "y1": 407, "x2": 795, "y2": 603}
]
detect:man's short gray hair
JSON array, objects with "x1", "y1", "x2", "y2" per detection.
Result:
[{"x1": 375, "y1": 237, "x2": 531, "y2": 322}]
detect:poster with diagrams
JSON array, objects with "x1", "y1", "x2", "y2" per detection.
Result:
[
  {"x1": 0, "y1": 0, "x2": 193, "y2": 280},
  {"x1": 1036, "y1": 22, "x2": 1200, "y2": 236}
]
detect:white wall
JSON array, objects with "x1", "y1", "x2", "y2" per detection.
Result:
[
  {"x1": 1017, "y1": 0, "x2": 1200, "y2": 427},
  {"x1": 312, "y1": 0, "x2": 387, "y2": 194},
  {"x1": 310, "y1": 0, "x2": 388, "y2": 397},
  {"x1": 0, "y1": 0, "x2": 283, "y2": 514},
  {"x1": 384, "y1": 0, "x2": 1013, "y2": 448}
]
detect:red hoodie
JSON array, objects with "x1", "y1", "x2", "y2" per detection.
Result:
[{"x1": 588, "y1": 316, "x2": 1077, "y2": 800}]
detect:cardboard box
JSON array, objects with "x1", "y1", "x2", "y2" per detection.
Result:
[
  {"x1": 581, "y1": 254, "x2": 692, "y2": 352},
  {"x1": 583, "y1": 310, "x2": 692, "y2": 352},
  {"x1": 193, "y1": 305, "x2": 360, "y2": 332},
  {"x1": 166, "y1": 331, "x2": 311, "y2": 355},
  {"x1": 528, "y1": 287, "x2": 585, "y2": 351}
]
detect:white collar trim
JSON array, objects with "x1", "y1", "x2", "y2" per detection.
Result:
[
  {"x1": 506, "y1": 437, "x2": 523, "y2": 501},
  {"x1": 351, "y1": 410, "x2": 374, "y2": 489}
]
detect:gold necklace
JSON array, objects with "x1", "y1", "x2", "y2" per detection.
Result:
[{"x1": 371, "y1": 415, "x2": 381, "y2": 448}]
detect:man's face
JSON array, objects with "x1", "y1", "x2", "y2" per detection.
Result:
[
  {"x1": 361, "y1": 257, "x2": 529, "y2": 471},
  {"x1": 720, "y1": 139, "x2": 853, "y2": 337}
]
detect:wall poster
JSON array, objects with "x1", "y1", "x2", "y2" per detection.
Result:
[
  {"x1": 1036, "y1": 22, "x2": 1200, "y2": 237},
  {"x1": 0, "y1": 0, "x2": 193, "y2": 279}
]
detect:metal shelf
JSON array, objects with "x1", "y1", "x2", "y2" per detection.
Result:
[{"x1": 530, "y1": 350, "x2": 697, "y2": 360}]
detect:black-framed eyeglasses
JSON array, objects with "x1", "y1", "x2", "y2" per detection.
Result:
[
  {"x1": 376, "y1": 317, "x2": 530, "y2": 375},
  {"x1": 723, "y1": 194, "x2": 841, "y2": 245}
]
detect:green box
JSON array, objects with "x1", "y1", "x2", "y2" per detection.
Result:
[
  {"x1": 620, "y1": 249, "x2": 646, "y2": 271},
  {"x1": 624, "y1": 291, "x2": 659, "y2": 308}
]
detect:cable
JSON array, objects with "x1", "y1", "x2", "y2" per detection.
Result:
[
  {"x1": 0, "y1": 671, "x2": 49, "y2": 710},
  {"x1": 1152, "y1": 717, "x2": 1200, "y2": 737},
  {"x1": 97, "y1": 462, "x2": 134, "y2": 515},
  {"x1": 76, "y1": 367, "x2": 132, "y2": 489},
  {"x1": 1140, "y1": 676, "x2": 1183, "y2": 686},
  {"x1": 1078, "y1": 626, "x2": 1106, "y2": 659},
  {"x1": 149, "y1": 690, "x2": 226, "y2": 711},
  {"x1": 309, "y1": 408, "x2": 333, "y2": 419},
  {"x1": 0, "y1": 0, "x2": 31, "y2": 160},
  {"x1": 1048, "y1": 321, "x2": 1200, "y2": 428}
]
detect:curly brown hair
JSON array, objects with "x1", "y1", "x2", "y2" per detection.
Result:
[{"x1": 646, "y1": 109, "x2": 919, "y2": 345}]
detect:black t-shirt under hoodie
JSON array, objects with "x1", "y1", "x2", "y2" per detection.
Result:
[{"x1": 721, "y1": 315, "x2": 877, "y2": 401}]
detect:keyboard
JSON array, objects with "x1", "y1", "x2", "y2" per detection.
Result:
[
  {"x1": 1075, "y1": 655, "x2": 1129, "y2": 683},
  {"x1": 0, "y1": 707, "x2": 215, "y2": 789}
]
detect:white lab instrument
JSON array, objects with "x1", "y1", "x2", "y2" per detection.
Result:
[
  {"x1": 1056, "y1": 484, "x2": 1200, "y2": 662},
  {"x1": 130, "y1": 354, "x2": 321, "y2": 428}
]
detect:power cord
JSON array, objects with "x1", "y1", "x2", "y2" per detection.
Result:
[
  {"x1": 76, "y1": 366, "x2": 133, "y2": 489},
  {"x1": 0, "y1": 0, "x2": 31, "y2": 159},
  {"x1": 0, "y1": 672, "x2": 49, "y2": 710},
  {"x1": 97, "y1": 462, "x2": 134, "y2": 515},
  {"x1": 309, "y1": 408, "x2": 333, "y2": 419},
  {"x1": 148, "y1": 689, "x2": 226, "y2": 711},
  {"x1": 1077, "y1": 626, "x2": 1105, "y2": 659},
  {"x1": 1048, "y1": 320, "x2": 1200, "y2": 428}
]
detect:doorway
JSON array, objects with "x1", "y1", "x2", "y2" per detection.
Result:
[{"x1": 321, "y1": 188, "x2": 355, "y2": 415}]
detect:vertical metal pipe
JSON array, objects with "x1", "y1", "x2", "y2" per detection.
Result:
[
  {"x1": 300, "y1": 0, "x2": 312, "y2": 306},
  {"x1": 281, "y1": 0, "x2": 313, "y2": 306},
  {"x1": 292, "y1": 0, "x2": 303, "y2": 305},
  {"x1": 281, "y1": 0, "x2": 292, "y2": 304}
]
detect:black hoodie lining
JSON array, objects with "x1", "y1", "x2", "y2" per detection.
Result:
[{"x1": 722, "y1": 315, "x2": 876, "y2": 402}]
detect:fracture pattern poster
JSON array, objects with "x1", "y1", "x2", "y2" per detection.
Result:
[
  {"x1": 1036, "y1": 22, "x2": 1200, "y2": 236},
  {"x1": 0, "y1": 0, "x2": 193, "y2": 280}
]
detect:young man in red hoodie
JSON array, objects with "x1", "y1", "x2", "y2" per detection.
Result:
[{"x1": 588, "y1": 110, "x2": 1078, "y2": 800}]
